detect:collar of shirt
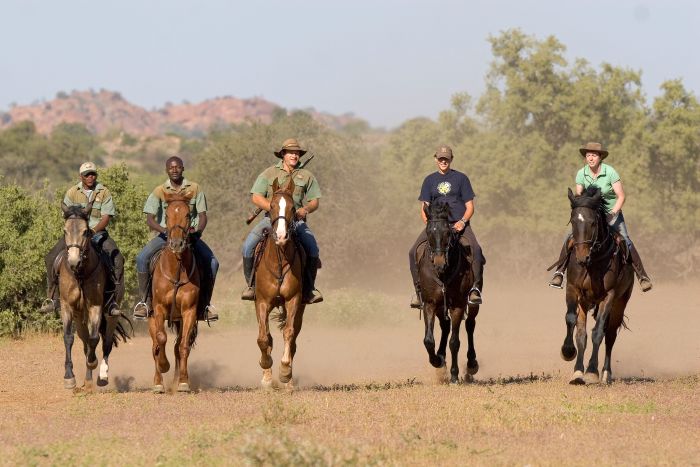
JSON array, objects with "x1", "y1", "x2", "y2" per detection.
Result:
[
  {"x1": 164, "y1": 178, "x2": 191, "y2": 192},
  {"x1": 583, "y1": 164, "x2": 608, "y2": 180},
  {"x1": 76, "y1": 182, "x2": 104, "y2": 194}
]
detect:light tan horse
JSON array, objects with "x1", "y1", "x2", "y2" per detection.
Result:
[
  {"x1": 255, "y1": 177, "x2": 306, "y2": 390},
  {"x1": 59, "y1": 203, "x2": 129, "y2": 389},
  {"x1": 149, "y1": 193, "x2": 200, "y2": 393}
]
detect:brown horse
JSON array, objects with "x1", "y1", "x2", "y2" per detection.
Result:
[
  {"x1": 254, "y1": 177, "x2": 305, "y2": 390},
  {"x1": 59, "y1": 203, "x2": 129, "y2": 389},
  {"x1": 418, "y1": 202, "x2": 480, "y2": 383},
  {"x1": 149, "y1": 193, "x2": 200, "y2": 393},
  {"x1": 560, "y1": 186, "x2": 635, "y2": 384}
]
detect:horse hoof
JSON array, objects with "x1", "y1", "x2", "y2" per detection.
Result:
[
  {"x1": 87, "y1": 359, "x2": 98, "y2": 370},
  {"x1": 64, "y1": 377, "x2": 76, "y2": 389},
  {"x1": 569, "y1": 371, "x2": 585, "y2": 385},
  {"x1": 177, "y1": 383, "x2": 190, "y2": 393},
  {"x1": 561, "y1": 346, "x2": 576, "y2": 361},
  {"x1": 96, "y1": 377, "x2": 108, "y2": 387},
  {"x1": 467, "y1": 360, "x2": 479, "y2": 375},
  {"x1": 464, "y1": 373, "x2": 475, "y2": 384},
  {"x1": 584, "y1": 372, "x2": 600, "y2": 384},
  {"x1": 284, "y1": 380, "x2": 295, "y2": 393},
  {"x1": 602, "y1": 370, "x2": 612, "y2": 384},
  {"x1": 450, "y1": 376, "x2": 459, "y2": 384},
  {"x1": 279, "y1": 364, "x2": 293, "y2": 384},
  {"x1": 153, "y1": 384, "x2": 165, "y2": 394}
]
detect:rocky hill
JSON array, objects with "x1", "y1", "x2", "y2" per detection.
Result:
[{"x1": 0, "y1": 89, "x2": 363, "y2": 136}]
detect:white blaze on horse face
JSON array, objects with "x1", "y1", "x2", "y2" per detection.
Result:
[
  {"x1": 276, "y1": 197, "x2": 287, "y2": 240},
  {"x1": 577, "y1": 213, "x2": 585, "y2": 223}
]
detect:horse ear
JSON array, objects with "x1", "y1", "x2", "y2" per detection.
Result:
[
  {"x1": 285, "y1": 176, "x2": 294, "y2": 193},
  {"x1": 272, "y1": 178, "x2": 280, "y2": 192}
]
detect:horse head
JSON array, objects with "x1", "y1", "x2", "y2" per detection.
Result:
[
  {"x1": 568, "y1": 186, "x2": 606, "y2": 266},
  {"x1": 424, "y1": 202, "x2": 452, "y2": 274},
  {"x1": 62, "y1": 201, "x2": 93, "y2": 274},
  {"x1": 270, "y1": 177, "x2": 296, "y2": 247},
  {"x1": 164, "y1": 192, "x2": 194, "y2": 255}
]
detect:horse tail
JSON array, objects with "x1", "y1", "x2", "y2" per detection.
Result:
[
  {"x1": 99, "y1": 314, "x2": 133, "y2": 347},
  {"x1": 169, "y1": 320, "x2": 199, "y2": 348},
  {"x1": 272, "y1": 305, "x2": 287, "y2": 331}
]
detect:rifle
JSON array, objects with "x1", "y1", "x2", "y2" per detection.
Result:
[{"x1": 245, "y1": 153, "x2": 316, "y2": 225}]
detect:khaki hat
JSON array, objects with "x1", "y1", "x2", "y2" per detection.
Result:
[
  {"x1": 79, "y1": 161, "x2": 97, "y2": 175},
  {"x1": 434, "y1": 145, "x2": 454, "y2": 159},
  {"x1": 274, "y1": 138, "x2": 308, "y2": 158},
  {"x1": 579, "y1": 142, "x2": 609, "y2": 159}
]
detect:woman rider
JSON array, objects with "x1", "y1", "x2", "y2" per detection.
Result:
[{"x1": 548, "y1": 142, "x2": 652, "y2": 291}]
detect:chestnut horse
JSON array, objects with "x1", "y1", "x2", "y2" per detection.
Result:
[
  {"x1": 560, "y1": 186, "x2": 634, "y2": 384},
  {"x1": 59, "y1": 203, "x2": 129, "y2": 389},
  {"x1": 149, "y1": 193, "x2": 200, "y2": 393},
  {"x1": 418, "y1": 202, "x2": 479, "y2": 383},
  {"x1": 254, "y1": 177, "x2": 305, "y2": 390}
]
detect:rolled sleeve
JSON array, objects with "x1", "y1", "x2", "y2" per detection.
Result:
[
  {"x1": 100, "y1": 193, "x2": 116, "y2": 217},
  {"x1": 195, "y1": 191, "x2": 207, "y2": 213},
  {"x1": 305, "y1": 176, "x2": 322, "y2": 201},
  {"x1": 250, "y1": 174, "x2": 269, "y2": 196},
  {"x1": 143, "y1": 192, "x2": 161, "y2": 215}
]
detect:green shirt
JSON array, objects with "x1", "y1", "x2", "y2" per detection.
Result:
[
  {"x1": 250, "y1": 161, "x2": 321, "y2": 210},
  {"x1": 575, "y1": 163, "x2": 621, "y2": 212},
  {"x1": 63, "y1": 182, "x2": 115, "y2": 230},
  {"x1": 143, "y1": 178, "x2": 207, "y2": 229}
]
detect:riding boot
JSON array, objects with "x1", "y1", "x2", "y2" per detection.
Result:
[
  {"x1": 548, "y1": 238, "x2": 572, "y2": 289},
  {"x1": 303, "y1": 256, "x2": 323, "y2": 304},
  {"x1": 629, "y1": 246, "x2": 653, "y2": 292},
  {"x1": 40, "y1": 269, "x2": 60, "y2": 314},
  {"x1": 107, "y1": 253, "x2": 124, "y2": 317},
  {"x1": 202, "y1": 271, "x2": 219, "y2": 322},
  {"x1": 410, "y1": 282, "x2": 423, "y2": 309},
  {"x1": 132, "y1": 271, "x2": 151, "y2": 320},
  {"x1": 468, "y1": 261, "x2": 484, "y2": 305},
  {"x1": 241, "y1": 256, "x2": 256, "y2": 301}
]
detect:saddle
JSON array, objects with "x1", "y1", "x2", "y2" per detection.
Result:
[
  {"x1": 52, "y1": 244, "x2": 118, "y2": 311},
  {"x1": 251, "y1": 228, "x2": 320, "y2": 281}
]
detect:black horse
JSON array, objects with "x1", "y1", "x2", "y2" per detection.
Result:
[
  {"x1": 560, "y1": 186, "x2": 635, "y2": 384},
  {"x1": 417, "y1": 202, "x2": 479, "y2": 383}
]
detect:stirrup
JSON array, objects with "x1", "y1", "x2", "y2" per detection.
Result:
[
  {"x1": 132, "y1": 302, "x2": 150, "y2": 320},
  {"x1": 241, "y1": 286, "x2": 255, "y2": 301},
  {"x1": 410, "y1": 295, "x2": 423, "y2": 309},
  {"x1": 467, "y1": 287, "x2": 483, "y2": 305},
  {"x1": 638, "y1": 276, "x2": 653, "y2": 292},
  {"x1": 40, "y1": 298, "x2": 58, "y2": 313},
  {"x1": 204, "y1": 305, "x2": 219, "y2": 322},
  {"x1": 548, "y1": 271, "x2": 564, "y2": 289},
  {"x1": 106, "y1": 304, "x2": 122, "y2": 317}
]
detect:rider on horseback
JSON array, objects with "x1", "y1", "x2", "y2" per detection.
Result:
[
  {"x1": 548, "y1": 142, "x2": 653, "y2": 291},
  {"x1": 409, "y1": 145, "x2": 485, "y2": 309},
  {"x1": 41, "y1": 162, "x2": 125, "y2": 317},
  {"x1": 132, "y1": 156, "x2": 219, "y2": 321},
  {"x1": 240, "y1": 138, "x2": 323, "y2": 304}
]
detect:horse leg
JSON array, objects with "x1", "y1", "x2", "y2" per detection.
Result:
[
  {"x1": 423, "y1": 303, "x2": 444, "y2": 368},
  {"x1": 585, "y1": 295, "x2": 614, "y2": 384},
  {"x1": 602, "y1": 290, "x2": 630, "y2": 384},
  {"x1": 62, "y1": 316, "x2": 76, "y2": 389},
  {"x1": 149, "y1": 305, "x2": 169, "y2": 393},
  {"x1": 85, "y1": 304, "x2": 101, "y2": 371},
  {"x1": 256, "y1": 300, "x2": 274, "y2": 388},
  {"x1": 561, "y1": 291, "x2": 578, "y2": 361},
  {"x1": 465, "y1": 304, "x2": 479, "y2": 379},
  {"x1": 280, "y1": 297, "x2": 304, "y2": 386},
  {"x1": 570, "y1": 303, "x2": 588, "y2": 385},
  {"x1": 448, "y1": 308, "x2": 464, "y2": 384},
  {"x1": 177, "y1": 309, "x2": 197, "y2": 392},
  {"x1": 436, "y1": 312, "x2": 450, "y2": 367},
  {"x1": 97, "y1": 316, "x2": 117, "y2": 387}
]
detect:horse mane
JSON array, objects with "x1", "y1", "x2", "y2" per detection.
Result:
[
  {"x1": 571, "y1": 186, "x2": 607, "y2": 219},
  {"x1": 63, "y1": 205, "x2": 89, "y2": 220},
  {"x1": 427, "y1": 202, "x2": 450, "y2": 220}
]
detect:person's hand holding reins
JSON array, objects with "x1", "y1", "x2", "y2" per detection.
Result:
[
  {"x1": 452, "y1": 219, "x2": 466, "y2": 232},
  {"x1": 295, "y1": 207, "x2": 308, "y2": 220}
]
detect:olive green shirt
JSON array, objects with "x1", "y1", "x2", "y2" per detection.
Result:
[
  {"x1": 250, "y1": 161, "x2": 321, "y2": 210},
  {"x1": 575, "y1": 163, "x2": 621, "y2": 213},
  {"x1": 143, "y1": 178, "x2": 207, "y2": 229},
  {"x1": 63, "y1": 182, "x2": 115, "y2": 230}
]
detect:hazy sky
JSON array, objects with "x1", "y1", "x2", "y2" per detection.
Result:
[{"x1": 1, "y1": 0, "x2": 698, "y2": 128}]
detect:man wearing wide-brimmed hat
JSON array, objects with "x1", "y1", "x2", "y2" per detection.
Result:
[
  {"x1": 40, "y1": 162, "x2": 125, "y2": 316},
  {"x1": 408, "y1": 145, "x2": 485, "y2": 309},
  {"x1": 241, "y1": 138, "x2": 323, "y2": 304},
  {"x1": 548, "y1": 142, "x2": 652, "y2": 291}
]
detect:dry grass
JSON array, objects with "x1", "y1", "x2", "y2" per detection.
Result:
[{"x1": 1, "y1": 281, "x2": 698, "y2": 465}]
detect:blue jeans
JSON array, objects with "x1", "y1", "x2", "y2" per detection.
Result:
[
  {"x1": 242, "y1": 218, "x2": 319, "y2": 258},
  {"x1": 136, "y1": 233, "x2": 219, "y2": 280},
  {"x1": 609, "y1": 211, "x2": 632, "y2": 249}
]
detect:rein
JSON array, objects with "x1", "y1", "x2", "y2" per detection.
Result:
[
  {"x1": 266, "y1": 191, "x2": 301, "y2": 297},
  {"x1": 160, "y1": 198, "x2": 197, "y2": 318}
]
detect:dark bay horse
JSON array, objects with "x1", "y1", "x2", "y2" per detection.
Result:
[
  {"x1": 418, "y1": 202, "x2": 479, "y2": 383},
  {"x1": 59, "y1": 203, "x2": 129, "y2": 389},
  {"x1": 149, "y1": 193, "x2": 200, "y2": 393},
  {"x1": 254, "y1": 177, "x2": 305, "y2": 390},
  {"x1": 560, "y1": 186, "x2": 634, "y2": 384}
]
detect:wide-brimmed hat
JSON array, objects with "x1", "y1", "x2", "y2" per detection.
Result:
[
  {"x1": 579, "y1": 142, "x2": 609, "y2": 159},
  {"x1": 434, "y1": 145, "x2": 454, "y2": 159},
  {"x1": 79, "y1": 161, "x2": 97, "y2": 176},
  {"x1": 274, "y1": 138, "x2": 308, "y2": 158}
]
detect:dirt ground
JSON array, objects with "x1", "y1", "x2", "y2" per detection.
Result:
[{"x1": 0, "y1": 280, "x2": 698, "y2": 465}]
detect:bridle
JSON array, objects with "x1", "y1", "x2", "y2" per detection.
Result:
[
  {"x1": 269, "y1": 190, "x2": 296, "y2": 242},
  {"x1": 571, "y1": 206, "x2": 605, "y2": 252},
  {"x1": 64, "y1": 214, "x2": 94, "y2": 276},
  {"x1": 165, "y1": 199, "x2": 193, "y2": 255},
  {"x1": 427, "y1": 217, "x2": 455, "y2": 265}
]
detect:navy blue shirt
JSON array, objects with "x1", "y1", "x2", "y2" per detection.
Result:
[{"x1": 419, "y1": 169, "x2": 475, "y2": 223}]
